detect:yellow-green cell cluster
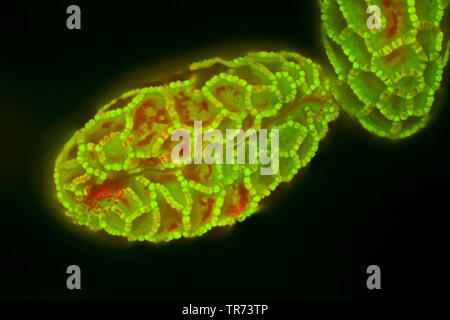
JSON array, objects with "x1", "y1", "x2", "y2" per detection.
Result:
[
  {"x1": 53, "y1": 51, "x2": 339, "y2": 242},
  {"x1": 320, "y1": 0, "x2": 449, "y2": 139}
]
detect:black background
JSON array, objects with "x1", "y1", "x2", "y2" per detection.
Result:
[{"x1": 0, "y1": 0, "x2": 449, "y2": 300}]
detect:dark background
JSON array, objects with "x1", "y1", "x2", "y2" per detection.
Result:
[{"x1": 0, "y1": 0, "x2": 449, "y2": 300}]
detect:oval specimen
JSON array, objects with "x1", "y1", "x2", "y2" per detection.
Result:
[{"x1": 53, "y1": 51, "x2": 339, "y2": 242}]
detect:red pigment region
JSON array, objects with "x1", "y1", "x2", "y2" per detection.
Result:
[
  {"x1": 133, "y1": 99, "x2": 169, "y2": 146},
  {"x1": 200, "y1": 100, "x2": 209, "y2": 112},
  {"x1": 101, "y1": 121, "x2": 113, "y2": 128},
  {"x1": 86, "y1": 180, "x2": 125, "y2": 210},
  {"x1": 143, "y1": 157, "x2": 162, "y2": 165},
  {"x1": 228, "y1": 184, "x2": 249, "y2": 217},
  {"x1": 164, "y1": 200, "x2": 182, "y2": 232},
  {"x1": 134, "y1": 99, "x2": 169, "y2": 129},
  {"x1": 133, "y1": 99, "x2": 155, "y2": 130},
  {"x1": 173, "y1": 93, "x2": 192, "y2": 125},
  {"x1": 382, "y1": 0, "x2": 400, "y2": 39},
  {"x1": 183, "y1": 165, "x2": 213, "y2": 185},
  {"x1": 199, "y1": 196, "x2": 215, "y2": 224},
  {"x1": 137, "y1": 133, "x2": 154, "y2": 147},
  {"x1": 385, "y1": 47, "x2": 408, "y2": 65},
  {"x1": 167, "y1": 222, "x2": 178, "y2": 233},
  {"x1": 174, "y1": 92, "x2": 212, "y2": 126}
]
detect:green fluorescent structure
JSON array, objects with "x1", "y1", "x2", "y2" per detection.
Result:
[
  {"x1": 54, "y1": 52, "x2": 338, "y2": 242},
  {"x1": 321, "y1": 0, "x2": 449, "y2": 138},
  {"x1": 53, "y1": 0, "x2": 449, "y2": 242}
]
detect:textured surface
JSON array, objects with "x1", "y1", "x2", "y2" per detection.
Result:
[
  {"x1": 53, "y1": 51, "x2": 339, "y2": 242},
  {"x1": 321, "y1": 0, "x2": 449, "y2": 138}
]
